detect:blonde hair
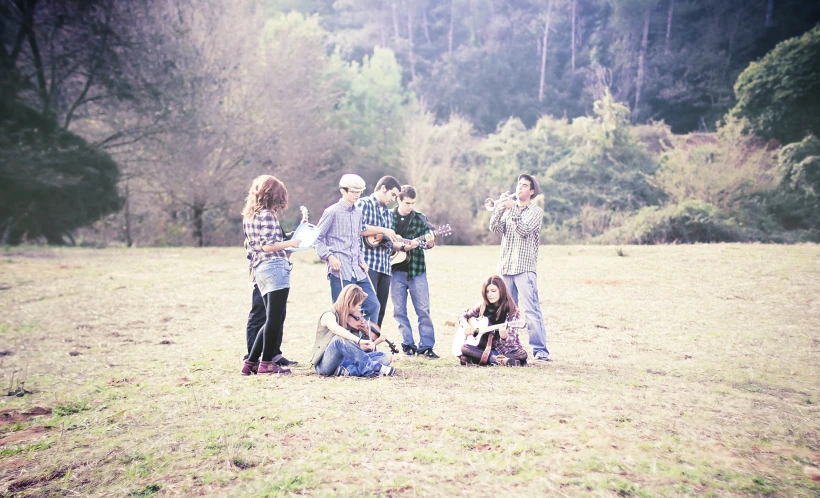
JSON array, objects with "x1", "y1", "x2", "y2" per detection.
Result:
[
  {"x1": 241, "y1": 175, "x2": 288, "y2": 220},
  {"x1": 333, "y1": 284, "x2": 368, "y2": 326}
]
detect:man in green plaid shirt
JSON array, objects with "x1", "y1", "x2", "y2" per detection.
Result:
[{"x1": 390, "y1": 185, "x2": 439, "y2": 358}]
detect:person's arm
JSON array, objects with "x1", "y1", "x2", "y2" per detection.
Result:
[
  {"x1": 512, "y1": 205, "x2": 543, "y2": 238},
  {"x1": 313, "y1": 207, "x2": 334, "y2": 261},
  {"x1": 458, "y1": 305, "x2": 482, "y2": 336},
  {"x1": 488, "y1": 206, "x2": 507, "y2": 234},
  {"x1": 320, "y1": 312, "x2": 375, "y2": 351}
]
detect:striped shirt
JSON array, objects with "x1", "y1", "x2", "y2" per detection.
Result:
[
  {"x1": 357, "y1": 194, "x2": 395, "y2": 276},
  {"x1": 243, "y1": 209, "x2": 286, "y2": 269},
  {"x1": 314, "y1": 199, "x2": 368, "y2": 282},
  {"x1": 489, "y1": 202, "x2": 543, "y2": 275}
]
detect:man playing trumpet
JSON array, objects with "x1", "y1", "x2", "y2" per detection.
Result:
[{"x1": 488, "y1": 174, "x2": 551, "y2": 362}]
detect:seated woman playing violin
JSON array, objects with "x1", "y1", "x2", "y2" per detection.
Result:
[
  {"x1": 456, "y1": 275, "x2": 528, "y2": 366},
  {"x1": 309, "y1": 284, "x2": 397, "y2": 377}
]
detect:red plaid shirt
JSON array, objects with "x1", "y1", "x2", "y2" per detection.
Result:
[{"x1": 243, "y1": 209, "x2": 286, "y2": 269}]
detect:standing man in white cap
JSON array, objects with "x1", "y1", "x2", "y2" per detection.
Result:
[
  {"x1": 314, "y1": 174, "x2": 381, "y2": 323},
  {"x1": 489, "y1": 173, "x2": 551, "y2": 362}
]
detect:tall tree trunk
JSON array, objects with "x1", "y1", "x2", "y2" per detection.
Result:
[
  {"x1": 123, "y1": 178, "x2": 133, "y2": 247},
  {"x1": 538, "y1": 0, "x2": 553, "y2": 102},
  {"x1": 571, "y1": 0, "x2": 576, "y2": 71},
  {"x1": 379, "y1": 2, "x2": 386, "y2": 47},
  {"x1": 634, "y1": 9, "x2": 651, "y2": 119},
  {"x1": 448, "y1": 0, "x2": 454, "y2": 56},
  {"x1": 392, "y1": 1, "x2": 401, "y2": 43},
  {"x1": 407, "y1": 0, "x2": 416, "y2": 80},
  {"x1": 765, "y1": 0, "x2": 774, "y2": 27},
  {"x1": 193, "y1": 202, "x2": 205, "y2": 247},
  {"x1": 665, "y1": 0, "x2": 674, "y2": 55},
  {"x1": 422, "y1": 4, "x2": 431, "y2": 44}
]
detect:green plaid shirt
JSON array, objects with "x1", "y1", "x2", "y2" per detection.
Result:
[{"x1": 391, "y1": 209, "x2": 431, "y2": 278}]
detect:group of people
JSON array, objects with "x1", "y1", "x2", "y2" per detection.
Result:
[{"x1": 239, "y1": 171, "x2": 551, "y2": 377}]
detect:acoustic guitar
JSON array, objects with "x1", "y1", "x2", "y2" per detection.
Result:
[
  {"x1": 450, "y1": 317, "x2": 525, "y2": 357},
  {"x1": 390, "y1": 224, "x2": 452, "y2": 266}
]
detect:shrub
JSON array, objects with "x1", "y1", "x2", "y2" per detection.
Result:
[{"x1": 597, "y1": 200, "x2": 746, "y2": 244}]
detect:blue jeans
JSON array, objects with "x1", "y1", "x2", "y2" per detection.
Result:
[
  {"x1": 502, "y1": 272, "x2": 549, "y2": 357},
  {"x1": 328, "y1": 274, "x2": 380, "y2": 324},
  {"x1": 254, "y1": 259, "x2": 292, "y2": 295},
  {"x1": 314, "y1": 336, "x2": 383, "y2": 377},
  {"x1": 390, "y1": 271, "x2": 435, "y2": 351}
]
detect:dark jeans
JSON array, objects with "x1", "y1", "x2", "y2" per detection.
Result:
[
  {"x1": 368, "y1": 269, "x2": 391, "y2": 327},
  {"x1": 248, "y1": 288, "x2": 290, "y2": 362},
  {"x1": 244, "y1": 285, "x2": 266, "y2": 360}
]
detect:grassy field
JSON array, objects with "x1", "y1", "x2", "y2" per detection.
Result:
[{"x1": 0, "y1": 244, "x2": 818, "y2": 497}]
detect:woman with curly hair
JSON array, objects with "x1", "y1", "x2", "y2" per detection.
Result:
[
  {"x1": 456, "y1": 275, "x2": 528, "y2": 366},
  {"x1": 240, "y1": 175, "x2": 302, "y2": 375}
]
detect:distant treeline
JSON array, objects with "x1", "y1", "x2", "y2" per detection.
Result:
[{"x1": 1, "y1": 1, "x2": 818, "y2": 246}]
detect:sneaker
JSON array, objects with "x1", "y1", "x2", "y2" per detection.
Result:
[
  {"x1": 401, "y1": 344, "x2": 417, "y2": 356},
  {"x1": 258, "y1": 361, "x2": 291, "y2": 374},
  {"x1": 276, "y1": 357, "x2": 298, "y2": 367},
  {"x1": 417, "y1": 349, "x2": 439, "y2": 359},
  {"x1": 241, "y1": 360, "x2": 259, "y2": 376},
  {"x1": 333, "y1": 365, "x2": 350, "y2": 377},
  {"x1": 377, "y1": 365, "x2": 396, "y2": 377},
  {"x1": 534, "y1": 351, "x2": 552, "y2": 362}
]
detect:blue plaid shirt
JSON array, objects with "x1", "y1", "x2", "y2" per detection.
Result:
[
  {"x1": 357, "y1": 194, "x2": 395, "y2": 276},
  {"x1": 314, "y1": 199, "x2": 368, "y2": 281}
]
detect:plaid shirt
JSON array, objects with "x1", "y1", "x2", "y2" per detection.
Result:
[
  {"x1": 357, "y1": 194, "x2": 395, "y2": 276},
  {"x1": 489, "y1": 202, "x2": 543, "y2": 275},
  {"x1": 391, "y1": 209, "x2": 431, "y2": 279},
  {"x1": 459, "y1": 306, "x2": 524, "y2": 355},
  {"x1": 243, "y1": 209, "x2": 287, "y2": 269},
  {"x1": 314, "y1": 199, "x2": 368, "y2": 281}
]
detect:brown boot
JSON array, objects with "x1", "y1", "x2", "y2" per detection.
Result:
[
  {"x1": 258, "y1": 361, "x2": 291, "y2": 374},
  {"x1": 241, "y1": 360, "x2": 259, "y2": 376}
]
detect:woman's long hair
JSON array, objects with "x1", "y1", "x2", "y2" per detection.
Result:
[
  {"x1": 333, "y1": 284, "x2": 368, "y2": 327},
  {"x1": 242, "y1": 175, "x2": 288, "y2": 220},
  {"x1": 480, "y1": 275, "x2": 517, "y2": 322}
]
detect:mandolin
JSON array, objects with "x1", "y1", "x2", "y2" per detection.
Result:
[
  {"x1": 345, "y1": 313, "x2": 400, "y2": 354},
  {"x1": 363, "y1": 223, "x2": 452, "y2": 251}
]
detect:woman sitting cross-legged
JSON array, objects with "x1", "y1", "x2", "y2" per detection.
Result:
[
  {"x1": 309, "y1": 284, "x2": 397, "y2": 377},
  {"x1": 457, "y1": 275, "x2": 528, "y2": 366}
]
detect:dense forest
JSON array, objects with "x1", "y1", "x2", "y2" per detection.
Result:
[{"x1": 1, "y1": 0, "x2": 819, "y2": 246}]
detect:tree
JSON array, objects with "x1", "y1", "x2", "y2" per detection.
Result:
[
  {"x1": 731, "y1": 25, "x2": 820, "y2": 145},
  {"x1": 0, "y1": 99, "x2": 121, "y2": 244},
  {"x1": 328, "y1": 47, "x2": 416, "y2": 181}
]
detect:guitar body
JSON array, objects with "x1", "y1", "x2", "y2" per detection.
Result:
[
  {"x1": 450, "y1": 317, "x2": 525, "y2": 357},
  {"x1": 389, "y1": 224, "x2": 453, "y2": 267}
]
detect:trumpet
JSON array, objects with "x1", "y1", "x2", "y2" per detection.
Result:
[{"x1": 484, "y1": 192, "x2": 517, "y2": 211}]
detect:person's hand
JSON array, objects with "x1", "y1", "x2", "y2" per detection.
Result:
[
  {"x1": 328, "y1": 254, "x2": 342, "y2": 271},
  {"x1": 501, "y1": 194, "x2": 515, "y2": 210},
  {"x1": 290, "y1": 239, "x2": 302, "y2": 248},
  {"x1": 358, "y1": 339, "x2": 375, "y2": 351},
  {"x1": 360, "y1": 261, "x2": 368, "y2": 273},
  {"x1": 408, "y1": 240, "x2": 419, "y2": 249},
  {"x1": 383, "y1": 228, "x2": 399, "y2": 243}
]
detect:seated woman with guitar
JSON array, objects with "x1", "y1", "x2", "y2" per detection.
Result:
[
  {"x1": 455, "y1": 276, "x2": 528, "y2": 366},
  {"x1": 309, "y1": 284, "x2": 398, "y2": 377}
]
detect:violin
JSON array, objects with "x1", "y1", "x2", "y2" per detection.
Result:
[{"x1": 345, "y1": 313, "x2": 400, "y2": 354}]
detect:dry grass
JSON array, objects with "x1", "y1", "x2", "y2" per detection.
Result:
[{"x1": 0, "y1": 244, "x2": 819, "y2": 497}]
